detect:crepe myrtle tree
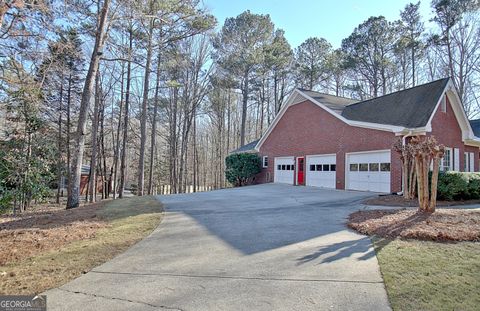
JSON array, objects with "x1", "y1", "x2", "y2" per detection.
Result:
[
  {"x1": 225, "y1": 153, "x2": 262, "y2": 187},
  {"x1": 410, "y1": 136, "x2": 445, "y2": 212}
]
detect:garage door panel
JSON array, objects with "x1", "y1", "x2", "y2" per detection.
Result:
[
  {"x1": 346, "y1": 151, "x2": 391, "y2": 193},
  {"x1": 306, "y1": 155, "x2": 336, "y2": 189},
  {"x1": 274, "y1": 157, "x2": 294, "y2": 184}
]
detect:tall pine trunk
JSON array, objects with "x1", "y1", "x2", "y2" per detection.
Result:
[
  {"x1": 119, "y1": 25, "x2": 133, "y2": 198},
  {"x1": 137, "y1": 15, "x2": 154, "y2": 196},
  {"x1": 148, "y1": 51, "x2": 161, "y2": 195},
  {"x1": 88, "y1": 72, "x2": 101, "y2": 203},
  {"x1": 67, "y1": 0, "x2": 110, "y2": 209}
]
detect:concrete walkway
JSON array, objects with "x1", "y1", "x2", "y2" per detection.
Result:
[{"x1": 46, "y1": 184, "x2": 391, "y2": 311}]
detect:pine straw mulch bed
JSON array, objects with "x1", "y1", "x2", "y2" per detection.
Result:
[
  {"x1": 0, "y1": 201, "x2": 108, "y2": 266},
  {"x1": 348, "y1": 209, "x2": 480, "y2": 241},
  {"x1": 364, "y1": 194, "x2": 480, "y2": 207}
]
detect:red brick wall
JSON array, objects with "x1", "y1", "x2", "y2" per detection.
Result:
[
  {"x1": 257, "y1": 100, "x2": 403, "y2": 192},
  {"x1": 256, "y1": 95, "x2": 479, "y2": 192},
  {"x1": 430, "y1": 95, "x2": 480, "y2": 171}
]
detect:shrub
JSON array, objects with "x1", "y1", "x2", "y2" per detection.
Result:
[
  {"x1": 436, "y1": 171, "x2": 480, "y2": 201},
  {"x1": 225, "y1": 153, "x2": 262, "y2": 187}
]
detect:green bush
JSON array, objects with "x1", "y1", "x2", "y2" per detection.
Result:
[
  {"x1": 225, "y1": 153, "x2": 262, "y2": 187},
  {"x1": 435, "y1": 171, "x2": 480, "y2": 201}
]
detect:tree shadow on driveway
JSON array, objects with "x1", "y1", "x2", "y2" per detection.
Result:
[{"x1": 296, "y1": 237, "x2": 376, "y2": 265}]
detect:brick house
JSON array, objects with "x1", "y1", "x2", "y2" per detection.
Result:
[{"x1": 233, "y1": 78, "x2": 480, "y2": 193}]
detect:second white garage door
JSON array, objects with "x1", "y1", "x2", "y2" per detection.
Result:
[
  {"x1": 274, "y1": 157, "x2": 295, "y2": 184},
  {"x1": 346, "y1": 150, "x2": 391, "y2": 193},
  {"x1": 306, "y1": 154, "x2": 336, "y2": 189}
]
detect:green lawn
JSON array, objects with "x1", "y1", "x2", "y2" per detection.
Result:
[
  {"x1": 0, "y1": 196, "x2": 163, "y2": 295},
  {"x1": 373, "y1": 238, "x2": 480, "y2": 311}
]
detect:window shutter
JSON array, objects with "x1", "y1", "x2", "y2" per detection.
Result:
[
  {"x1": 470, "y1": 152, "x2": 475, "y2": 172},
  {"x1": 454, "y1": 148, "x2": 460, "y2": 171}
]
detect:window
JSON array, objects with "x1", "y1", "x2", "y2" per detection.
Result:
[
  {"x1": 464, "y1": 152, "x2": 469, "y2": 172},
  {"x1": 321, "y1": 164, "x2": 328, "y2": 171},
  {"x1": 330, "y1": 164, "x2": 336, "y2": 171},
  {"x1": 380, "y1": 163, "x2": 391, "y2": 172},
  {"x1": 369, "y1": 163, "x2": 379, "y2": 171},
  {"x1": 262, "y1": 156, "x2": 268, "y2": 168},
  {"x1": 277, "y1": 165, "x2": 281, "y2": 170},
  {"x1": 310, "y1": 164, "x2": 316, "y2": 171},
  {"x1": 359, "y1": 163, "x2": 368, "y2": 171},
  {"x1": 281, "y1": 164, "x2": 286, "y2": 170},
  {"x1": 316, "y1": 164, "x2": 322, "y2": 171},
  {"x1": 440, "y1": 95, "x2": 447, "y2": 113},
  {"x1": 350, "y1": 163, "x2": 358, "y2": 171},
  {"x1": 441, "y1": 148, "x2": 452, "y2": 171}
]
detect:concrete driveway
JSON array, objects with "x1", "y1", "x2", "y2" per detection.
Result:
[{"x1": 46, "y1": 184, "x2": 391, "y2": 310}]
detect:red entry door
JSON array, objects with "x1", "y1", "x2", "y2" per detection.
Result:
[{"x1": 297, "y1": 157, "x2": 305, "y2": 185}]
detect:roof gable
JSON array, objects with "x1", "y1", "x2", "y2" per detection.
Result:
[
  {"x1": 255, "y1": 78, "x2": 480, "y2": 151},
  {"x1": 341, "y1": 78, "x2": 450, "y2": 128}
]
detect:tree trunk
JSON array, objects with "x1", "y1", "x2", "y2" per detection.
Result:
[
  {"x1": 240, "y1": 70, "x2": 249, "y2": 147},
  {"x1": 112, "y1": 63, "x2": 125, "y2": 199},
  {"x1": 66, "y1": 75, "x2": 72, "y2": 187},
  {"x1": 56, "y1": 79, "x2": 64, "y2": 204},
  {"x1": 415, "y1": 154, "x2": 425, "y2": 211},
  {"x1": 67, "y1": 0, "x2": 111, "y2": 209},
  {"x1": 137, "y1": 16, "x2": 154, "y2": 196},
  {"x1": 429, "y1": 156, "x2": 440, "y2": 212},
  {"x1": 402, "y1": 154, "x2": 409, "y2": 199},
  {"x1": 119, "y1": 25, "x2": 133, "y2": 199},
  {"x1": 148, "y1": 51, "x2": 161, "y2": 195},
  {"x1": 88, "y1": 71, "x2": 101, "y2": 203}
]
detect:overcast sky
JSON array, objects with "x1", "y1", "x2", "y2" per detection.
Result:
[{"x1": 204, "y1": 0, "x2": 435, "y2": 48}]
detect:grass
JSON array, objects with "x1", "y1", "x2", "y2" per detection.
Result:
[
  {"x1": 373, "y1": 237, "x2": 480, "y2": 311},
  {"x1": 0, "y1": 196, "x2": 163, "y2": 295}
]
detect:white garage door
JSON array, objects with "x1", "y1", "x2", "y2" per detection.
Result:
[
  {"x1": 346, "y1": 150, "x2": 391, "y2": 193},
  {"x1": 274, "y1": 157, "x2": 294, "y2": 184},
  {"x1": 306, "y1": 154, "x2": 336, "y2": 189}
]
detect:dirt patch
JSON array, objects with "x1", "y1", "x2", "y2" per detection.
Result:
[
  {"x1": 0, "y1": 201, "x2": 108, "y2": 266},
  {"x1": 364, "y1": 195, "x2": 480, "y2": 207},
  {"x1": 348, "y1": 209, "x2": 480, "y2": 241}
]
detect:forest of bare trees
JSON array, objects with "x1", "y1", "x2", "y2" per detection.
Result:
[{"x1": 0, "y1": 0, "x2": 479, "y2": 211}]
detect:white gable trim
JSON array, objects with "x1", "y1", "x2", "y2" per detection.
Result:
[
  {"x1": 255, "y1": 89, "x2": 406, "y2": 151},
  {"x1": 425, "y1": 79, "x2": 479, "y2": 144}
]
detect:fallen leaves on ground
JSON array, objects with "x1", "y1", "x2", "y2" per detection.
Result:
[
  {"x1": 0, "y1": 201, "x2": 108, "y2": 266},
  {"x1": 348, "y1": 209, "x2": 480, "y2": 241},
  {"x1": 364, "y1": 195, "x2": 480, "y2": 207}
]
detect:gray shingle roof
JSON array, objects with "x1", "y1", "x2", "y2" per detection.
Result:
[
  {"x1": 341, "y1": 78, "x2": 450, "y2": 127},
  {"x1": 469, "y1": 119, "x2": 480, "y2": 137},
  {"x1": 230, "y1": 139, "x2": 259, "y2": 154},
  {"x1": 298, "y1": 89, "x2": 357, "y2": 114}
]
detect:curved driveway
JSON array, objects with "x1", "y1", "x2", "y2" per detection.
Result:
[{"x1": 46, "y1": 184, "x2": 391, "y2": 310}]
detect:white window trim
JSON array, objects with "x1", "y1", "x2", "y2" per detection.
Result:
[
  {"x1": 262, "y1": 156, "x2": 268, "y2": 168},
  {"x1": 441, "y1": 147, "x2": 453, "y2": 171}
]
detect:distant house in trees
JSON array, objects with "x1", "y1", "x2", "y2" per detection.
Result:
[
  {"x1": 79, "y1": 165, "x2": 111, "y2": 195},
  {"x1": 231, "y1": 78, "x2": 480, "y2": 193}
]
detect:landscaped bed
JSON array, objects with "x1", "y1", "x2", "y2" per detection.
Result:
[
  {"x1": 0, "y1": 196, "x2": 163, "y2": 294},
  {"x1": 364, "y1": 194, "x2": 480, "y2": 207},
  {"x1": 348, "y1": 208, "x2": 480, "y2": 241},
  {"x1": 348, "y1": 208, "x2": 480, "y2": 310}
]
